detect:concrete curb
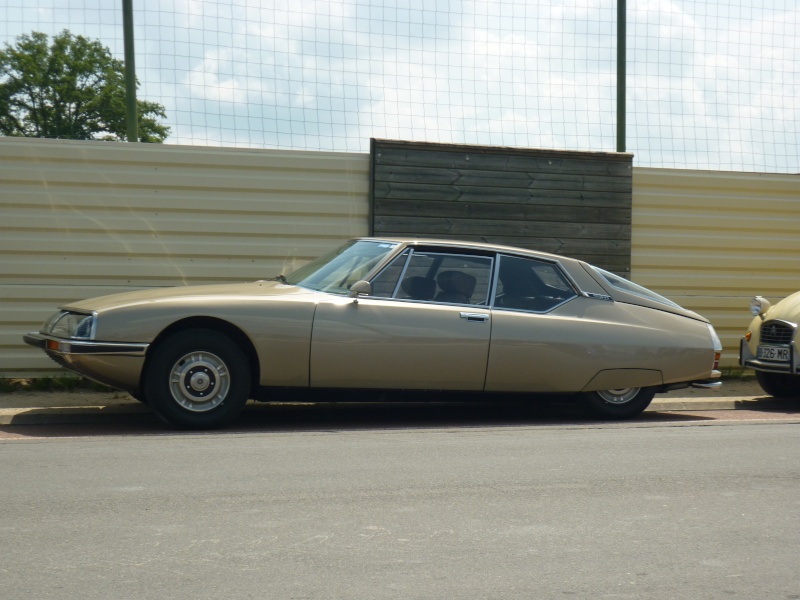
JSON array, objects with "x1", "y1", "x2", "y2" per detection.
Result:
[{"x1": 648, "y1": 397, "x2": 792, "y2": 412}]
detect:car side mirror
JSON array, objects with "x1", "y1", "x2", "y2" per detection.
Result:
[{"x1": 348, "y1": 280, "x2": 372, "y2": 301}]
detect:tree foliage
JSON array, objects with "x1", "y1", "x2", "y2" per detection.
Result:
[{"x1": 0, "y1": 30, "x2": 169, "y2": 142}]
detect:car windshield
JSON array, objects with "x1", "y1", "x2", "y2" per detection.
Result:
[
  {"x1": 594, "y1": 267, "x2": 682, "y2": 309},
  {"x1": 284, "y1": 239, "x2": 399, "y2": 294}
]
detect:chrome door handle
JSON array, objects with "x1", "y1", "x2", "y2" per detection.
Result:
[{"x1": 460, "y1": 312, "x2": 489, "y2": 322}]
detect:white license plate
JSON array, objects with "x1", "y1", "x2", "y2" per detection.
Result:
[{"x1": 757, "y1": 345, "x2": 790, "y2": 362}]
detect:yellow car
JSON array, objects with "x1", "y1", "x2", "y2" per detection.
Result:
[
  {"x1": 740, "y1": 294, "x2": 800, "y2": 397},
  {"x1": 25, "y1": 237, "x2": 722, "y2": 429}
]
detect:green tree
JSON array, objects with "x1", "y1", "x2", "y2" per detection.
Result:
[{"x1": 0, "y1": 30, "x2": 169, "y2": 142}]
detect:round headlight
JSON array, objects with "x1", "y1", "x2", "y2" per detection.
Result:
[{"x1": 749, "y1": 296, "x2": 771, "y2": 317}]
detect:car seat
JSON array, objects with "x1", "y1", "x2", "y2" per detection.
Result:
[
  {"x1": 434, "y1": 271, "x2": 477, "y2": 304},
  {"x1": 400, "y1": 276, "x2": 436, "y2": 301}
]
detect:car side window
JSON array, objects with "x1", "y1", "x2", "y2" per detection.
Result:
[
  {"x1": 493, "y1": 255, "x2": 577, "y2": 312},
  {"x1": 369, "y1": 250, "x2": 411, "y2": 297},
  {"x1": 371, "y1": 250, "x2": 493, "y2": 305}
]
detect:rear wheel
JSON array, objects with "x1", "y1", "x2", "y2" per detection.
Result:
[
  {"x1": 144, "y1": 329, "x2": 251, "y2": 429},
  {"x1": 577, "y1": 386, "x2": 657, "y2": 420},
  {"x1": 755, "y1": 371, "x2": 800, "y2": 398}
]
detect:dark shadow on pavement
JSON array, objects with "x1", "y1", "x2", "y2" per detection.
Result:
[{"x1": 0, "y1": 390, "x2": 723, "y2": 439}]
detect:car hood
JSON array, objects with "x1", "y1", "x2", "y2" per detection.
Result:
[
  {"x1": 765, "y1": 291, "x2": 800, "y2": 322},
  {"x1": 63, "y1": 280, "x2": 316, "y2": 313}
]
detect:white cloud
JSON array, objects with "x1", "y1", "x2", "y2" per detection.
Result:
[{"x1": 1, "y1": 0, "x2": 796, "y2": 171}]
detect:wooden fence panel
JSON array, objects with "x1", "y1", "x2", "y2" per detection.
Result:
[{"x1": 371, "y1": 139, "x2": 633, "y2": 273}]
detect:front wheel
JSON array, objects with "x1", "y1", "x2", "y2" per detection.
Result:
[
  {"x1": 144, "y1": 329, "x2": 251, "y2": 429},
  {"x1": 577, "y1": 386, "x2": 657, "y2": 420},
  {"x1": 755, "y1": 371, "x2": 800, "y2": 398}
]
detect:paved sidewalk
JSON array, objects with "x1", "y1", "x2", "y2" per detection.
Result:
[
  {"x1": 0, "y1": 389, "x2": 150, "y2": 425},
  {"x1": 0, "y1": 378, "x2": 787, "y2": 426}
]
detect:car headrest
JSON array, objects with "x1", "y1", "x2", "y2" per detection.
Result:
[{"x1": 436, "y1": 270, "x2": 477, "y2": 297}]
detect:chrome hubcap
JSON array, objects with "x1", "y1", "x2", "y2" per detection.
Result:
[
  {"x1": 597, "y1": 387, "x2": 641, "y2": 405},
  {"x1": 168, "y1": 351, "x2": 230, "y2": 412}
]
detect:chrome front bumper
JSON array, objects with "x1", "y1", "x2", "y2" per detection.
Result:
[
  {"x1": 23, "y1": 332, "x2": 149, "y2": 390},
  {"x1": 24, "y1": 333, "x2": 149, "y2": 356}
]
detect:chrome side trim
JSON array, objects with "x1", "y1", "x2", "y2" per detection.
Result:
[
  {"x1": 491, "y1": 295, "x2": 578, "y2": 315},
  {"x1": 23, "y1": 333, "x2": 148, "y2": 356}
]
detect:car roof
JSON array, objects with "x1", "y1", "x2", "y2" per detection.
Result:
[
  {"x1": 353, "y1": 236, "x2": 708, "y2": 323},
  {"x1": 355, "y1": 236, "x2": 581, "y2": 266}
]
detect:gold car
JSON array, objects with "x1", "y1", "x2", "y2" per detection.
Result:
[
  {"x1": 740, "y1": 294, "x2": 800, "y2": 397},
  {"x1": 24, "y1": 237, "x2": 722, "y2": 429}
]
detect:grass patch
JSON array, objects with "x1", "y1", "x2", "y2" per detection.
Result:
[
  {"x1": 720, "y1": 367, "x2": 757, "y2": 380},
  {"x1": 0, "y1": 377, "x2": 114, "y2": 393}
]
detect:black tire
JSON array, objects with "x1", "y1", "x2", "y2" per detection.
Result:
[
  {"x1": 755, "y1": 371, "x2": 800, "y2": 398},
  {"x1": 144, "y1": 329, "x2": 251, "y2": 429},
  {"x1": 577, "y1": 386, "x2": 657, "y2": 420}
]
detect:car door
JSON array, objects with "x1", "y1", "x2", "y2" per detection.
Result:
[
  {"x1": 484, "y1": 253, "x2": 586, "y2": 393},
  {"x1": 310, "y1": 249, "x2": 494, "y2": 390}
]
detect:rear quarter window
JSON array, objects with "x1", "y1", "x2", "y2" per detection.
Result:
[{"x1": 594, "y1": 268, "x2": 682, "y2": 309}]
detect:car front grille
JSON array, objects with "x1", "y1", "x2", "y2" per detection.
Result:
[
  {"x1": 45, "y1": 350, "x2": 80, "y2": 374},
  {"x1": 760, "y1": 320, "x2": 796, "y2": 345}
]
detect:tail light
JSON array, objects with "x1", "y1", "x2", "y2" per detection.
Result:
[{"x1": 708, "y1": 323, "x2": 723, "y2": 374}]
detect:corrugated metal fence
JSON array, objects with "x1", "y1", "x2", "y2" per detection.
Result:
[
  {"x1": 1, "y1": 138, "x2": 798, "y2": 376},
  {"x1": 632, "y1": 167, "x2": 800, "y2": 367},
  {"x1": 0, "y1": 138, "x2": 370, "y2": 377}
]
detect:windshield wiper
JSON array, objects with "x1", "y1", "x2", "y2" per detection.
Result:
[{"x1": 268, "y1": 274, "x2": 287, "y2": 283}]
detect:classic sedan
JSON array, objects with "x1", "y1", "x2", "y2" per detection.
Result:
[
  {"x1": 740, "y1": 293, "x2": 800, "y2": 397},
  {"x1": 25, "y1": 237, "x2": 722, "y2": 429}
]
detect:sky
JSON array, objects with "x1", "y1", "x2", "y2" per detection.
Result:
[{"x1": 1, "y1": 0, "x2": 798, "y2": 173}]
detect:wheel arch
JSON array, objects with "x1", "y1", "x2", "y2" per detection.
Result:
[
  {"x1": 581, "y1": 368, "x2": 664, "y2": 392},
  {"x1": 755, "y1": 370, "x2": 800, "y2": 398},
  {"x1": 140, "y1": 317, "x2": 260, "y2": 396}
]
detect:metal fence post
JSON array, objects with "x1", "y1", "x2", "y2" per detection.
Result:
[
  {"x1": 122, "y1": 0, "x2": 138, "y2": 142},
  {"x1": 617, "y1": 0, "x2": 626, "y2": 153}
]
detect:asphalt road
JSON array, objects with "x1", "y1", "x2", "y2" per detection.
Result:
[{"x1": 1, "y1": 403, "x2": 800, "y2": 599}]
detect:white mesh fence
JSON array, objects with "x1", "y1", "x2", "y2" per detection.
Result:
[{"x1": 1, "y1": 0, "x2": 797, "y2": 172}]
